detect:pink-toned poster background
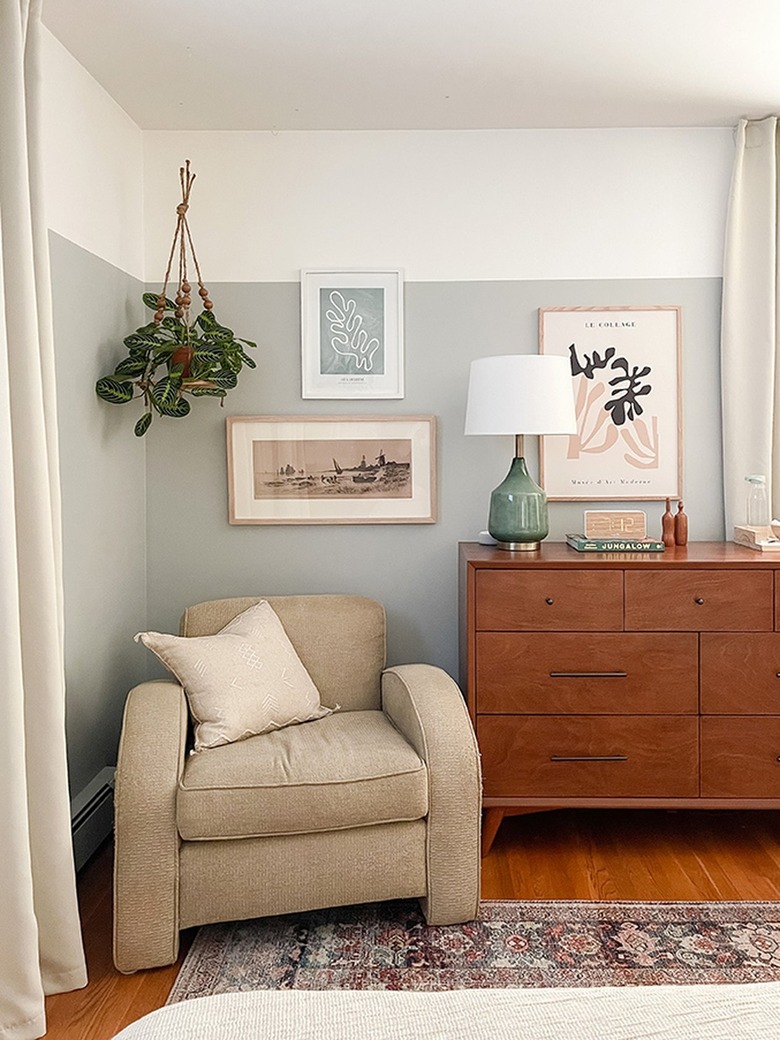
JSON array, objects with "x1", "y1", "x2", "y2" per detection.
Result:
[{"x1": 539, "y1": 306, "x2": 682, "y2": 501}]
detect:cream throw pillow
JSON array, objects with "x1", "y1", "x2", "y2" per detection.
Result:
[{"x1": 135, "y1": 601, "x2": 332, "y2": 750}]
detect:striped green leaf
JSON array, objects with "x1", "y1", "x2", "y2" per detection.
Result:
[
  {"x1": 196, "y1": 310, "x2": 217, "y2": 331},
  {"x1": 114, "y1": 357, "x2": 147, "y2": 377},
  {"x1": 158, "y1": 396, "x2": 191, "y2": 418},
  {"x1": 201, "y1": 328, "x2": 234, "y2": 345},
  {"x1": 160, "y1": 315, "x2": 188, "y2": 333},
  {"x1": 151, "y1": 375, "x2": 182, "y2": 409},
  {"x1": 95, "y1": 377, "x2": 133, "y2": 404},
  {"x1": 192, "y1": 349, "x2": 222, "y2": 365},
  {"x1": 134, "y1": 412, "x2": 153, "y2": 437},
  {"x1": 189, "y1": 386, "x2": 227, "y2": 398},
  {"x1": 142, "y1": 291, "x2": 175, "y2": 311},
  {"x1": 210, "y1": 370, "x2": 238, "y2": 389},
  {"x1": 124, "y1": 333, "x2": 160, "y2": 350}
]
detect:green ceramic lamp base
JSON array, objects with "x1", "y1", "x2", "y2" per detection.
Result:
[{"x1": 487, "y1": 456, "x2": 549, "y2": 551}]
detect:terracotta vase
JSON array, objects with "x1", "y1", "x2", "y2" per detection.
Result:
[
  {"x1": 674, "y1": 501, "x2": 688, "y2": 546},
  {"x1": 661, "y1": 498, "x2": 675, "y2": 547}
]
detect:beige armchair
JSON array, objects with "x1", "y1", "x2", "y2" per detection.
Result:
[{"x1": 113, "y1": 595, "x2": 482, "y2": 973}]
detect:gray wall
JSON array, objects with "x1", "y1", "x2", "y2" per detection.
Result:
[
  {"x1": 50, "y1": 233, "x2": 147, "y2": 797},
  {"x1": 145, "y1": 277, "x2": 723, "y2": 680},
  {"x1": 48, "y1": 237, "x2": 722, "y2": 800}
]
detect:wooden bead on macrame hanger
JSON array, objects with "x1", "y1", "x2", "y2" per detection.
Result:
[{"x1": 154, "y1": 159, "x2": 213, "y2": 326}]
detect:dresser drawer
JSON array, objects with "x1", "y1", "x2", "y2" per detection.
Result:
[
  {"x1": 701, "y1": 633, "x2": 780, "y2": 714},
  {"x1": 624, "y1": 570, "x2": 773, "y2": 631},
  {"x1": 701, "y1": 716, "x2": 780, "y2": 797},
  {"x1": 475, "y1": 570, "x2": 623, "y2": 631},
  {"x1": 478, "y1": 715, "x2": 699, "y2": 798},
  {"x1": 477, "y1": 632, "x2": 698, "y2": 714}
]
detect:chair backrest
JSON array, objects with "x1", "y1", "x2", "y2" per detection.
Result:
[{"x1": 180, "y1": 594, "x2": 385, "y2": 712}]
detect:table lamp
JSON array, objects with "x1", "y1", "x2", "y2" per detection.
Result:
[{"x1": 464, "y1": 354, "x2": 577, "y2": 550}]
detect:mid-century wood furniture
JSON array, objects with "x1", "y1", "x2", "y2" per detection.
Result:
[{"x1": 459, "y1": 542, "x2": 780, "y2": 855}]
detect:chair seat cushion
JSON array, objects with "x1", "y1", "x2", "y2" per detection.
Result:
[{"x1": 177, "y1": 710, "x2": 428, "y2": 840}]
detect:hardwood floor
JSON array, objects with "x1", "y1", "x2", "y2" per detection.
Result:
[
  {"x1": 45, "y1": 809, "x2": 780, "y2": 1039},
  {"x1": 482, "y1": 809, "x2": 780, "y2": 902},
  {"x1": 43, "y1": 842, "x2": 194, "y2": 1040}
]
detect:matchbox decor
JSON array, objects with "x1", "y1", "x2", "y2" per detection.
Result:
[
  {"x1": 95, "y1": 161, "x2": 257, "y2": 436},
  {"x1": 583, "y1": 510, "x2": 647, "y2": 539}
]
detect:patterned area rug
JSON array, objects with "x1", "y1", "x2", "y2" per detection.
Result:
[{"x1": 167, "y1": 899, "x2": 780, "y2": 1002}]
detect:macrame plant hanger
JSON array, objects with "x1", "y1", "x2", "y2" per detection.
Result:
[
  {"x1": 95, "y1": 158, "x2": 256, "y2": 436},
  {"x1": 154, "y1": 160, "x2": 213, "y2": 378}
]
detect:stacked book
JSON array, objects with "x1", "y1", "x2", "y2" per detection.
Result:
[{"x1": 565, "y1": 533, "x2": 665, "y2": 553}]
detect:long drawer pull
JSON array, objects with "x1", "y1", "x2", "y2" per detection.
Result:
[
  {"x1": 549, "y1": 671, "x2": 628, "y2": 678},
  {"x1": 550, "y1": 754, "x2": 628, "y2": 763}
]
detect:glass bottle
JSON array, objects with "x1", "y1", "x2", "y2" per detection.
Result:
[{"x1": 746, "y1": 475, "x2": 769, "y2": 527}]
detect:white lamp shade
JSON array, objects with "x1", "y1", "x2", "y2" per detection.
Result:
[{"x1": 464, "y1": 354, "x2": 577, "y2": 436}]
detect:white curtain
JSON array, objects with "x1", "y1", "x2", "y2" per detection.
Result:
[
  {"x1": 0, "y1": 2, "x2": 88, "y2": 1038},
  {"x1": 721, "y1": 116, "x2": 780, "y2": 531}
]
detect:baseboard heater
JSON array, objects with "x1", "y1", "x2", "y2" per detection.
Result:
[{"x1": 71, "y1": 766, "x2": 115, "y2": 870}]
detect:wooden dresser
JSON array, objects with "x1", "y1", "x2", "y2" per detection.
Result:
[{"x1": 459, "y1": 541, "x2": 780, "y2": 854}]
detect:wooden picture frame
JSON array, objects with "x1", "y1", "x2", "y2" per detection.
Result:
[
  {"x1": 301, "y1": 268, "x2": 404, "y2": 399},
  {"x1": 227, "y1": 415, "x2": 436, "y2": 524},
  {"x1": 539, "y1": 306, "x2": 682, "y2": 501}
]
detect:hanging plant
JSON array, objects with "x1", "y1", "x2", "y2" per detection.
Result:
[{"x1": 95, "y1": 161, "x2": 256, "y2": 436}]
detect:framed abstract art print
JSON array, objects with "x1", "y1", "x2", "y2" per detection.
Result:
[
  {"x1": 539, "y1": 306, "x2": 682, "y2": 501},
  {"x1": 300, "y1": 269, "x2": 404, "y2": 399}
]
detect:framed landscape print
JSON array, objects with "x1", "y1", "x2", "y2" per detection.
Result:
[
  {"x1": 300, "y1": 269, "x2": 404, "y2": 399},
  {"x1": 227, "y1": 415, "x2": 436, "y2": 524},
  {"x1": 539, "y1": 306, "x2": 682, "y2": 501}
]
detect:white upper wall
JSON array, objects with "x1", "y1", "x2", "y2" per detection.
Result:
[
  {"x1": 143, "y1": 128, "x2": 734, "y2": 283},
  {"x1": 41, "y1": 28, "x2": 144, "y2": 280},
  {"x1": 38, "y1": 23, "x2": 735, "y2": 286}
]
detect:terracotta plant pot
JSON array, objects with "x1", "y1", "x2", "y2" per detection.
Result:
[{"x1": 171, "y1": 344, "x2": 193, "y2": 378}]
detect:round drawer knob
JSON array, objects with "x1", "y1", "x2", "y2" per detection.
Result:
[
  {"x1": 545, "y1": 597, "x2": 554, "y2": 605},
  {"x1": 694, "y1": 596, "x2": 704, "y2": 605}
]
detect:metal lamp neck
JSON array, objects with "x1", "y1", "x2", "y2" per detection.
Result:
[{"x1": 514, "y1": 433, "x2": 526, "y2": 458}]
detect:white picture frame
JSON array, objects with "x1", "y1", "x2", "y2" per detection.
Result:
[
  {"x1": 300, "y1": 268, "x2": 404, "y2": 399},
  {"x1": 539, "y1": 306, "x2": 683, "y2": 501},
  {"x1": 227, "y1": 415, "x2": 436, "y2": 524}
]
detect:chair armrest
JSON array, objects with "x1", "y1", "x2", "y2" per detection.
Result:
[
  {"x1": 381, "y1": 664, "x2": 481, "y2": 924},
  {"x1": 113, "y1": 680, "x2": 188, "y2": 972}
]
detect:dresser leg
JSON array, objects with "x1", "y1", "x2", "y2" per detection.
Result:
[
  {"x1": 481, "y1": 808, "x2": 506, "y2": 856},
  {"x1": 482, "y1": 807, "x2": 561, "y2": 856}
]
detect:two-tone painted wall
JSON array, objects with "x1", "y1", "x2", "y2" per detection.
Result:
[
  {"x1": 42, "y1": 29, "x2": 734, "y2": 800},
  {"x1": 42, "y1": 30, "x2": 146, "y2": 798}
]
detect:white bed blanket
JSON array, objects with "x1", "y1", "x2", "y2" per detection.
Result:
[{"x1": 113, "y1": 983, "x2": 780, "y2": 1039}]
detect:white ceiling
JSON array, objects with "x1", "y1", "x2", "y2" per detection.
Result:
[{"x1": 42, "y1": 0, "x2": 780, "y2": 131}]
